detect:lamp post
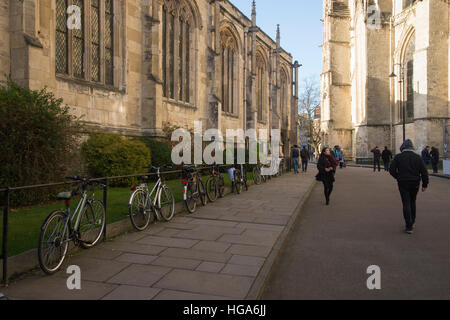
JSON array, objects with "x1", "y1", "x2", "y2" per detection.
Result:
[{"x1": 389, "y1": 63, "x2": 406, "y2": 143}]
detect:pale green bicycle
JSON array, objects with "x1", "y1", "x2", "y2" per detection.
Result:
[{"x1": 38, "y1": 177, "x2": 106, "y2": 274}]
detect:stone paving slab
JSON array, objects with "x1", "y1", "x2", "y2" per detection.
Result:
[
  {"x1": 102, "y1": 285, "x2": 161, "y2": 300},
  {"x1": 2, "y1": 172, "x2": 316, "y2": 300},
  {"x1": 153, "y1": 269, "x2": 254, "y2": 299}
]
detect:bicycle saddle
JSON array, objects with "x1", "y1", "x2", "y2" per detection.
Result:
[{"x1": 57, "y1": 192, "x2": 72, "y2": 200}]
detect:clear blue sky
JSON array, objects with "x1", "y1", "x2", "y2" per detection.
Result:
[{"x1": 231, "y1": 0, "x2": 323, "y2": 84}]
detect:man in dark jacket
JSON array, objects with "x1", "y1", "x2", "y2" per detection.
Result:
[
  {"x1": 300, "y1": 146, "x2": 310, "y2": 173},
  {"x1": 421, "y1": 146, "x2": 431, "y2": 166},
  {"x1": 381, "y1": 146, "x2": 393, "y2": 171},
  {"x1": 389, "y1": 139, "x2": 429, "y2": 234},
  {"x1": 371, "y1": 146, "x2": 382, "y2": 172},
  {"x1": 430, "y1": 147, "x2": 440, "y2": 174}
]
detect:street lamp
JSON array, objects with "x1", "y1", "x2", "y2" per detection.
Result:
[{"x1": 389, "y1": 63, "x2": 406, "y2": 143}]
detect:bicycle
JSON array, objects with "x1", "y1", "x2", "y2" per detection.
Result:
[
  {"x1": 182, "y1": 165, "x2": 207, "y2": 213},
  {"x1": 232, "y1": 164, "x2": 248, "y2": 194},
  {"x1": 206, "y1": 163, "x2": 225, "y2": 202},
  {"x1": 129, "y1": 165, "x2": 175, "y2": 231},
  {"x1": 38, "y1": 177, "x2": 106, "y2": 274}
]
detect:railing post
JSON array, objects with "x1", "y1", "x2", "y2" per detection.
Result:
[
  {"x1": 2, "y1": 188, "x2": 10, "y2": 286},
  {"x1": 102, "y1": 179, "x2": 108, "y2": 241}
]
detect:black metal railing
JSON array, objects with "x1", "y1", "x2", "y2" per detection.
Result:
[{"x1": 0, "y1": 162, "x2": 289, "y2": 285}]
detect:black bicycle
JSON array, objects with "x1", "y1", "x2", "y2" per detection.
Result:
[
  {"x1": 38, "y1": 177, "x2": 106, "y2": 274},
  {"x1": 182, "y1": 165, "x2": 207, "y2": 213},
  {"x1": 233, "y1": 164, "x2": 249, "y2": 194},
  {"x1": 206, "y1": 163, "x2": 225, "y2": 202}
]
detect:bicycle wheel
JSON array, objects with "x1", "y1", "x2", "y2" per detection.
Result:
[
  {"x1": 159, "y1": 185, "x2": 175, "y2": 221},
  {"x1": 218, "y1": 175, "x2": 225, "y2": 198},
  {"x1": 206, "y1": 177, "x2": 218, "y2": 202},
  {"x1": 129, "y1": 189, "x2": 151, "y2": 231},
  {"x1": 198, "y1": 179, "x2": 207, "y2": 206},
  {"x1": 185, "y1": 182, "x2": 197, "y2": 214},
  {"x1": 253, "y1": 167, "x2": 262, "y2": 185},
  {"x1": 38, "y1": 210, "x2": 69, "y2": 274},
  {"x1": 78, "y1": 199, "x2": 106, "y2": 249}
]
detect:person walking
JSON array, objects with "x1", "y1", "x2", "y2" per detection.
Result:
[
  {"x1": 382, "y1": 146, "x2": 393, "y2": 171},
  {"x1": 291, "y1": 145, "x2": 300, "y2": 174},
  {"x1": 316, "y1": 147, "x2": 338, "y2": 205},
  {"x1": 389, "y1": 139, "x2": 429, "y2": 234},
  {"x1": 339, "y1": 149, "x2": 346, "y2": 169},
  {"x1": 300, "y1": 146, "x2": 310, "y2": 173},
  {"x1": 430, "y1": 146, "x2": 440, "y2": 174},
  {"x1": 371, "y1": 146, "x2": 382, "y2": 172},
  {"x1": 421, "y1": 146, "x2": 431, "y2": 166}
]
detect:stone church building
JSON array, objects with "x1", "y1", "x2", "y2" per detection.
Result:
[
  {"x1": 0, "y1": 0, "x2": 300, "y2": 157},
  {"x1": 321, "y1": 0, "x2": 450, "y2": 161}
]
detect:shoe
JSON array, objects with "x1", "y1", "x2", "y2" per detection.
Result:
[
  {"x1": 405, "y1": 228, "x2": 413, "y2": 234},
  {"x1": 326, "y1": 199, "x2": 330, "y2": 205}
]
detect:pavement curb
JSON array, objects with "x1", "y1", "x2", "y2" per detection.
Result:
[{"x1": 245, "y1": 176, "x2": 317, "y2": 300}]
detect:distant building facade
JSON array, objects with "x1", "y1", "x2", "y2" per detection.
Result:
[{"x1": 321, "y1": 0, "x2": 450, "y2": 161}]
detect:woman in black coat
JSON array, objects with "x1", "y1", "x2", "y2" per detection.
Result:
[{"x1": 316, "y1": 147, "x2": 338, "y2": 205}]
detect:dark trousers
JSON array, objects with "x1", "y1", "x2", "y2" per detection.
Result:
[
  {"x1": 398, "y1": 181, "x2": 420, "y2": 230},
  {"x1": 383, "y1": 160, "x2": 390, "y2": 171},
  {"x1": 373, "y1": 159, "x2": 381, "y2": 172},
  {"x1": 323, "y1": 180, "x2": 334, "y2": 202},
  {"x1": 302, "y1": 160, "x2": 308, "y2": 172},
  {"x1": 431, "y1": 162, "x2": 438, "y2": 173}
]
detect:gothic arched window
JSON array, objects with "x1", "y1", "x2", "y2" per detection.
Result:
[
  {"x1": 280, "y1": 69, "x2": 289, "y2": 125},
  {"x1": 404, "y1": 35, "x2": 415, "y2": 120},
  {"x1": 55, "y1": 0, "x2": 115, "y2": 86},
  {"x1": 162, "y1": 0, "x2": 194, "y2": 103},
  {"x1": 220, "y1": 29, "x2": 238, "y2": 114},
  {"x1": 256, "y1": 52, "x2": 267, "y2": 122}
]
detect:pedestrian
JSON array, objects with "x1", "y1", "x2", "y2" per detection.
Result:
[
  {"x1": 300, "y1": 146, "x2": 310, "y2": 173},
  {"x1": 339, "y1": 149, "x2": 346, "y2": 169},
  {"x1": 421, "y1": 146, "x2": 431, "y2": 166},
  {"x1": 291, "y1": 145, "x2": 300, "y2": 174},
  {"x1": 371, "y1": 146, "x2": 381, "y2": 172},
  {"x1": 430, "y1": 146, "x2": 440, "y2": 173},
  {"x1": 382, "y1": 146, "x2": 393, "y2": 171},
  {"x1": 389, "y1": 139, "x2": 429, "y2": 234},
  {"x1": 316, "y1": 147, "x2": 338, "y2": 205}
]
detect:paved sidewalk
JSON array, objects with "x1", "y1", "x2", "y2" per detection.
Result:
[
  {"x1": 262, "y1": 167, "x2": 450, "y2": 299},
  {"x1": 2, "y1": 172, "x2": 315, "y2": 300}
]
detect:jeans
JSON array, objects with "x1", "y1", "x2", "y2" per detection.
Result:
[
  {"x1": 293, "y1": 158, "x2": 299, "y2": 174},
  {"x1": 383, "y1": 160, "x2": 390, "y2": 171},
  {"x1": 431, "y1": 162, "x2": 438, "y2": 173},
  {"x1": 374, "y1": 159, "x2": 381, "y2": 172},
  {"x1": 398, "y1": 181, "x2": 420, "y2": 230},
  {"x1": 302, "y1": 160, "x2": 308, "y2": 172}
]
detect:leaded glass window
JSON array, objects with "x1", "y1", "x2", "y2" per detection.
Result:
[
  {"x1": 162, "y1": 0, "x2": 193, "y2": 103},
  {"x1": 105, "y1": 0, "x2": 114, "y2": 85},
  {"x1": 91, "y1": 0, "x2": 100, "y2": 82},
  {"x1": 56, "y1": 0, "x2": 68, "y2": 74},
  {"x1": 55, "y1": 0, "x2": 115, "y2": 87},
  {"x1": 72, "y1": 0, "x2": 85, "y2": 79},
  {"x1": 220, "y1": 29, "x2": 237, "y2": 114}
]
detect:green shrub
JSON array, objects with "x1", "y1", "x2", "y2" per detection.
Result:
[
  {"x1": 137, "y1": 137, "x2": 172, "y2": 167},
  {"x1": 82, "y1": 133, "x2": 151, "y2": 187},
  {"x1": 0, "y1": 78, "x2": 83, "y2": 206}
]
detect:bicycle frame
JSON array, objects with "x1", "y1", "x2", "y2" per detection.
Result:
[
  {"x1": 130, "y1": 175, "x2": 164, "y2": 215},
  {"x1": 61, "y1": 189, "x2": 89, "y2": 244}
]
